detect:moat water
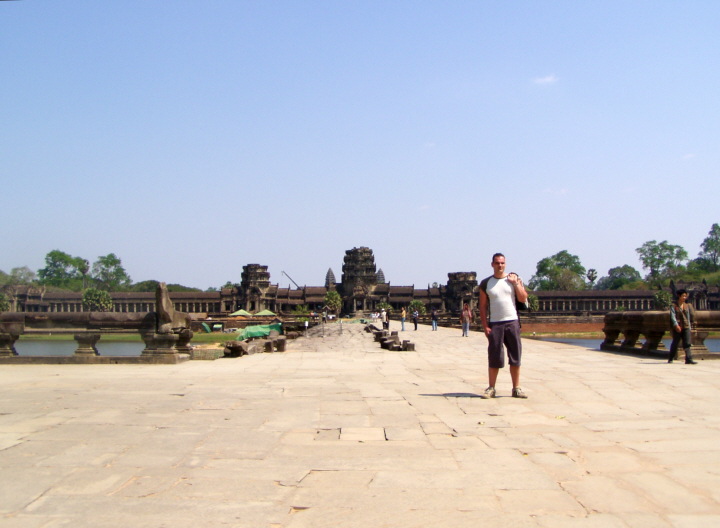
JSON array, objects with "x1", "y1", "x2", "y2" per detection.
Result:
[{"x1": 15, "y1": 340, "x2": 143, "y2": 356}]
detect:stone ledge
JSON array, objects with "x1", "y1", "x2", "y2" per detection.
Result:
[{"x1": 0, "y1": 354, "x2": 190, "y2": 365}]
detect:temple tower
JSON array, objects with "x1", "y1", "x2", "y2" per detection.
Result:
[
  {"x1": 446, "y1": 272, "x2": 478, "y2": 313},
  {"x1": 239, "y1": 264, "x2": 271, "y2": 312},
  {"x1": 340, "y1": 247, "x2": 378, "y2": 313}
]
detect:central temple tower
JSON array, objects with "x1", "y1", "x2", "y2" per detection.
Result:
[{"x1": 340, "y1": 247, "x2": 378, "y2": 313}]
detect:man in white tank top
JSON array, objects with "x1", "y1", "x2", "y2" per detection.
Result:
[{"x1": 478, "y1": 253, "x2": 529, "y2": 399}]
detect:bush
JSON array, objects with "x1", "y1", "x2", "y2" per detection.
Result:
[{"x1": 82, "y1": 288, "x2": 113, "y2": 312}]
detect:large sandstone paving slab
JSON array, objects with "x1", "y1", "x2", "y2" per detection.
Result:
[{"x1": 1, "y1": 323, "x2": 719, "y2": 527}]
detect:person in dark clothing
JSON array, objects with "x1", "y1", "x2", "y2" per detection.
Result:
[{"x1": 668, "y1": 289, "x2": 697, "y2": 364}]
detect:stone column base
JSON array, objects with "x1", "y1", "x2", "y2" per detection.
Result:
[{"x1": 141, "y1": 332, "x2": 180, "y2": 356}]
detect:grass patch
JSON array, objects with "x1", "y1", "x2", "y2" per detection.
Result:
[{"x1": 192, "y1": 332, "x2": 236, "y2": 344}]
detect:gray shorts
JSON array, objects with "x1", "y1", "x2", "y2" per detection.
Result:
[{"x1": 487, "y1": 319, "x2": 522, "y2": 368}]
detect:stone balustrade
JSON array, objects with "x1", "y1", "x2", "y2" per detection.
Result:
[
  {"x1": 0, "y1": 283, "x2": 194, "y2": 364},
  {"x1": 601, "y1": 310, "x2": 720, "y2": 360}
]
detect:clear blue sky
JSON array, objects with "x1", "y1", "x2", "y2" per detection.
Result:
[{"x1": 2, "y1": 1, "x2": 719, "y2": 290}]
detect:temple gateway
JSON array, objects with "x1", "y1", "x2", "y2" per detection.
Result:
[{"x1": 9, "y1": 247, "x2": 720, "y2": 316}]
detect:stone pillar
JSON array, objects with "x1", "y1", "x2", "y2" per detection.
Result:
[
  {"x1": 140, "y1": 332, "x2": 180, "y2": 357},
  {"x1": 691, "y1": 330, "x2": 710, "y2": 354},
  {"x1": 74, "y1": 333, "x2": 101, "y2": 356},
  {"x1": 641, "y1": 330, "x2": 666, "y2": 351},
  {"x1": 176, "y1": 329, "x2": 194, "y2": 354},
  {"x1": 0, "y1": 332, "x2": 20, "y2": 357}
]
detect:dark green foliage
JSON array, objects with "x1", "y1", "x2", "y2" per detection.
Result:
[
  {"x1": 527, "y1": 293, "x2": 539, "y2": 311},
  {"x1": 636, "y1": 240, "x2": 688, "y2": 285},
  {"x1": 653, "y1": 291, "x2": 672, "y2": 310},
  {"x1": 130, "y1": 280, "x2": 160, "y2": 292},
  {"x1": 529, "y1": 250, "x2": 586, "y2": 291},
  {"x1": 595, "y1": 265, "x2": 642, "y2": 290},
  {"x1": 37, "y1": 250, "x2": 85, "y2": 290},
  {"x1": 292, "y1": 304, "x2": 310, "y2": 315},
  {"x1": 408, "y1": 300, "x2": 427, "y2": 315},
  {"x1": 0, "y1": 293, "x2": 10, "y2": 312},
  {"x1": 698, "y1": 223, "x2": 720, "y2": 272},
  {"x1": 324, "y1": 290, "x2": 342, "y2": 314},
  {"x1": 92, "y1": 253, "x2": 131, "y2": 291},
  {"x1": 82, "y1": 288, "x2": 113, "y2": 312}
]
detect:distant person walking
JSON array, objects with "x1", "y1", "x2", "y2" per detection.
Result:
[
  {"x1": 460, "y1": 303, "x2": 473, "y2": 337},
  {"x1": 478, "y1": 252, "x2": 529, "y2": 399},
  {"x1": 431, "y1": 308, "x2": 438, "y2": 331},
  {"x1": 668, "y1": 289, "x2": 697, "y2": 364},
  {"x1": 401, "y1": 307, "x2": 406, "y2": 331},
  {"x1": 384, "y1": 309, "x2": 390, "y2": 330},
  {"x1": 412, "y1": 309, "x2": 419, "y2": 331}
]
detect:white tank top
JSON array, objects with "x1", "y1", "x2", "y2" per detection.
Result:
[{"x1": 486, "y1": 276, "x2": 517, "y2": 323}]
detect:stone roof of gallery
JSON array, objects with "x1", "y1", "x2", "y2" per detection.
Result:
[
  {"x1": 389, "y1": 285, "x2": 414, "y2": 294},
  {"x1": 531, "y1": 290, "x2": 655, "y2": 298},
  {"x1": 304, "y1": 287, "x2": 328, "y2": 295},
  {"x1": 373, "y1": 284, "x2": 390, "y2": 294}
]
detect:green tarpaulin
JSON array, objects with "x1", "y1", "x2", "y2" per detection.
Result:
[
  {"x1": 254, "y1": 309, "x2": 276, "y2": 316},
  {"x1": 230, "y1": 309, "x2": 252, "y2": 317},
  {"x1": 236, "y1": 323, "x2": 283, "y2": 341},
  {"x1": 201, "y1": 322, "x2": 212, "y2": 333}
]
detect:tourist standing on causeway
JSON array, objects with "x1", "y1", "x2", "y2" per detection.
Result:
[
  {"x1": 668, "y1": 288, "x2": 697, "y2": 364},
  {"x1": 401, "y1": 307, "x2": 406, "y2": 331},
  {"x1": 460, "y1": 303, "x2": 473, "y2": 336},
  {"x1": 479, "y1": 252, "x2": 529, "y2": 399}
]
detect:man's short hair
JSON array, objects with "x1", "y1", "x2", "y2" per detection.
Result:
[
  {"x1": 676, "y1": 289, "x2": 688, "y2": 297},
  {"x1": 491, "y1": 252, "x2": 505, "y2": 263}
]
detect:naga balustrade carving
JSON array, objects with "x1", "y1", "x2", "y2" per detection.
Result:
[
  {"x1": 0, "y1": 283, "x2": 193, "y2": 364},
  {"x1": 601, "y1": 310, "x2": 719, "y2": 360}
]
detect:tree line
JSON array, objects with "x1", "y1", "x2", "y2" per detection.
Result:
[
  {"x1": 0, "y1": 250, "x2": 203, "y2": 312},
  {"x1": 528, "y1": 223, "x2": 720, "y2": 291}
]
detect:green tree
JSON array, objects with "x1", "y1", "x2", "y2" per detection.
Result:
[
  {"x1": 698, "y1": 223, "x2": 720, "y2": 272},
  {"x1": 130, "y1": 280, "x2": 160, "y2": 292},
  {"x1": 653, "y1": 291, "x2": 672, "y2": 310},
  {"x1": 166, "y1": 284, "x2": 202, "y2": 292},
  {"x1": 0, "y1": 292, "x2": 10, "y2": 312},
  {"x1": 324, "y1": 290, "x2": 342, "y2": 315},
  {"x1": 77, "y1": 259, "x2": 90, "y2": 289},
  {"x1": 408, "y1": 299, "x2": 427, "y2": 315},
  {"x1": 528, "y1": 250, "x2": 586, "y2": 291},
  {"x1": 526, "y1": 293, "x2": 539, "y2": 312},
  {"x1": 292, "y1": 304, "x2": 310, "y2": 316},
  {"x1": 92, "y1": 253, "x2": 132, "y2": 291},
  {"x1": 376, "y1": 302, "x2": 392, "y2": 313},
  {"x1": 687, "y1": 257, "x2": 717, "y2": 275},
  {"x1": 586, "y1": 269, "x2": 597, "y2": 288},
  {"x1": 37, "y1": 250, "x2": 85, "y2": 289},
  {"x1": 595, "y1": 265, "x2": 642, "y2": 290},
  {"x1": 636, "y1": 240, "x2": 687, "y2": 284},
  {"x1": 82, "y1": 288, "x2": 113, "y2": 312},
  {"x1": 1, "y1": 266, "x2": 37, "y2": 312}
]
